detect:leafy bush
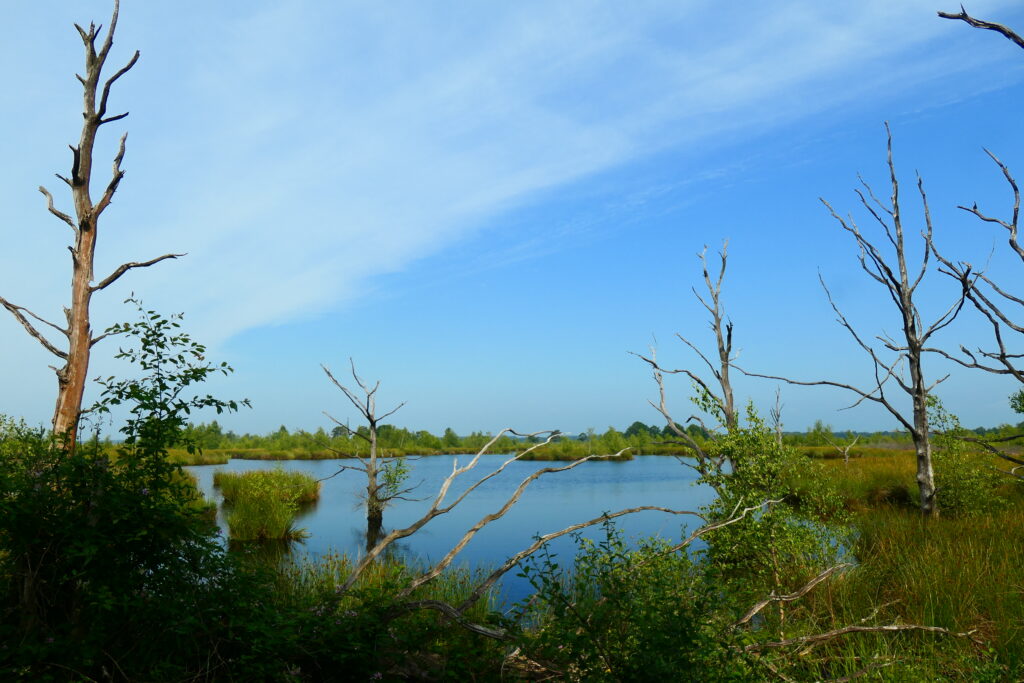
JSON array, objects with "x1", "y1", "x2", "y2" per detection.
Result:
[
  {"x1": 700, "y1": 405, "x2": 849, "y2": 605},
  {"x1": 516, "y1": 523, "x2": 747, "y2": 681},
  {"x1": 0, "y1": 304, "x2": 255, "y2": 679},
  {"x1": 929, "y1": 397, "x2": 1007, "y2": 517}
]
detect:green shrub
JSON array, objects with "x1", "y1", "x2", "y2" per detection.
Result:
[
  {"x1": 516, "y1": 523, "x2": 748, "y2": 681},
  {"x1": 930, "y1": 397, "x2": 1007, "y2": 517}
]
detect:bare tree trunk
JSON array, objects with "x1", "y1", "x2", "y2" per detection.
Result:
[
  {"x1": 0, "y1": 1, "x2": 180, "y2": 448},
  {"x1": 366, "y1": 422, "x2": 384, "y2": 551},
  {"x1": 909, "y1": 355, "x2": 937, "y2": 515}
]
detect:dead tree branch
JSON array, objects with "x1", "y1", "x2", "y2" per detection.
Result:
[
  {"x1": 0, "y1": 297, "x2": 69, "y2": 360},
  {"x1": 322, "y1": 360, "x2": 409, "y2": 549},
  {"x1": 91, "y1": 253, "x2": 185, "y2": 292},
  {"x1": 938, "y1": 7, "x2": 1024, "y2": 50},
  {"x1": 735, "y1": 563, "x2": 853, "y2": 628},
  {"x1": 743, "y1": 623, "x2": 981, "y2": 652}
]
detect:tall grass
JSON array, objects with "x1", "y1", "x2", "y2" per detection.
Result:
[
  {"x1": 789, "y1": 507, "x2": 1024, "y2": 679},
  {"x1": 789, "y1": 452, "x2": 917, "y2": 511},
  {"x1": 778, "y1": 452, "x2": 1024, "y2": 679},
  {"x1": 214, "y1": 469, "x2": 320, "y2": 541},
  {"x1": 214, "y1": 468, "x2": 320, "y2": 504}
]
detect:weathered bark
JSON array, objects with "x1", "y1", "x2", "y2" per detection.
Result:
[{"x1": 0, "y1": 2, "x2": 181, "y2": 448}]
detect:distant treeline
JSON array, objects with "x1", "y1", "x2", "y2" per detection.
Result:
[{"x1": 164, "y1": 417, "x2": 1024, "y2": 464}]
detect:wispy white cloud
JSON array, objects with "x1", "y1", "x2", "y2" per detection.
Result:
[{"x1": 2, "y1": 0, "x2": 1022, "y2": 348}]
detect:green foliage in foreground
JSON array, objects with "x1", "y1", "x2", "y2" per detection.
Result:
[{"x1": 517, "y1": 524, "x2": 748, "y2": 681}]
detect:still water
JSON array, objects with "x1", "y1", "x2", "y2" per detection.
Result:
[{"x1": 188, "y1": 454, "x2": 716, "y2": 603}]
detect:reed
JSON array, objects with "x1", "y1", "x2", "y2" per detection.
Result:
[
  {"x1": 213, "y1": 469, "x2": 320, "y2": 541},
  {"x1": 214, "y1": 468, "x2": 320, "y2": 505}
]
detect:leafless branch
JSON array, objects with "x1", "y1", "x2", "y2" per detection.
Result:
[
  {"x1": 38, "y1": 186, "x2": 77, "y2": 232},
  {"x1": 939, "y1": 7, "x2": 1024, "y2": 51},
  {"x1": 400, "y1": 447, "x2": 629, "y2": 596},
  {"x1": 740, "y1": 367, "x2": 913, "y2": 434},
  {"x1": 91, "y1": 253, "x2": 184, "y2": 292},
  {"x1": 735, "y1": 563, "x2": 853, "y2": 628},
  {"x1": 93, "y1": 133, "x2": 127, "y2": 217},
  {"x1": 744, "y1": 623, "x2": 981, "y2": 652},
  {"x1": 97, "y1": 52, "x2": 139, "y2": 122},
  {"x1": 634, "y1": 348, "x2": 720, "y2": 477},
  {"x1": 0, "y1": 297, "x2": 68, "y2": 359}
]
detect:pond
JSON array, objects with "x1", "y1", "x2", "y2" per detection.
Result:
[{"x1": 188, "y1": 454, "x2": 717, "y2": 604}]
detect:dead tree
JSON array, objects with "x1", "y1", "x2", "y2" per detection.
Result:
[
  {"x1": 0, "y1": 1, "x2": 181, "y2": 447},
  {"x1": 745, "y1": 126, "x2": 966, "y2": 518},
  {"x1": 635, "y1": 242, "x2": 739, "y2": 476},
  {"x1": 322, "y1": 361, "x2": 417, "y2": 551},
  {"x1": 824, "y1": 433, "x2": 860, "y2": 465}
]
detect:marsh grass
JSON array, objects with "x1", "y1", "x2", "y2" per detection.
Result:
[
  {"x1": 782, "y1": 506, "x2": 1024, "y2": 679},
  {"x1": 214, "y1": 468, "x2": 320, "y2": 505},
  {"x1": 176, "y1": 468, "x2": 217, "y2": 522},
  {"x1": 796, "y1": 445, "x2": 915, "y2": 459},
  {"x1": 773, "y1": 452, "x2": 1024, "y2": 679},
  {"x1": 214, "y1": 469, "x2": 320, "y2": 541},
  {"x1": 167, "y1": 448, "x2": 231, "y2": 465},
  {"x1": 788, "y1": 453, "x2": 917, "y2": 511}
]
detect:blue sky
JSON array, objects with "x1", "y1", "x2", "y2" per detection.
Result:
[{"x1": 2, "y1": 0, "x2": 1024, "y2": 436}]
